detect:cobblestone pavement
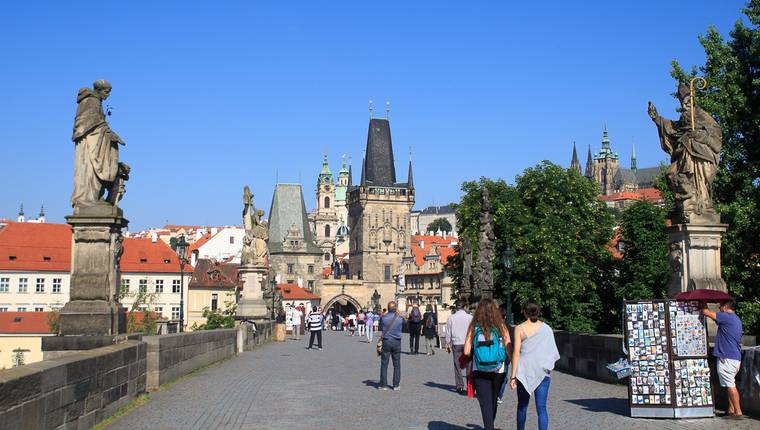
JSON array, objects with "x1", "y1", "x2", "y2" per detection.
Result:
[{"x1": 108, "y1": 332, "x2": 759, "y2": 430}]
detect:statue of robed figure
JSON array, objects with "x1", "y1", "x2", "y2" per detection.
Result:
[
  {"x1": 648, "y1": 79, "x2": 722, "y2": 223},
  {"x1": 71, "y1": 80, "x2": 130, "y2": 208},
  {"x1": 242, "y1": 186, "x2": 269, "y2": 266}
]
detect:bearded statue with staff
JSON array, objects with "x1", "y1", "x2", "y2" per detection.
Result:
[
  {"x1": 648, "y1": 77, "x2": 722, "y2": 224},
  {"x1": 242, "y1": 186, "x2": 269, "y2": 266}
]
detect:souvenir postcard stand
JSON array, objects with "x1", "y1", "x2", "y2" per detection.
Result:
[{"x1": 625, "y1": 300, "x2": 714, "y2": 418}]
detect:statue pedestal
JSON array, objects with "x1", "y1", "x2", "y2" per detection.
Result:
[
  {"x1": 59, "y1": 204, "x2": 128, "y2": 336},
  {"x1": 237, "y1": 264, "x2": 269, "y2": 319},
  {"x1": 667, "y1": 223, "x2": 728, "y2": 298}
]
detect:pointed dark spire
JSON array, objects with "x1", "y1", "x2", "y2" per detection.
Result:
[
  {"x1": 361, "y1": 118, "x2": 396, "y2": 186},
  {"x1": 407, "y1": 148, "x2": 414, "y2": 189},
  {"x1": 360, "y1": 150, "x2": 366, "y2": 185},
  {"x1": 348, "y1": 158, "x2": 353, "y2": 187},
  {"x1": 39, "y1": 204, "x2": 45, "y2": 217},
  {"x1": 584, "y1": 144, "x2": 593, "y2": 178},
  {"x1": 570, "y1": 141, "x2": 582, "y2": 174},
  {"x1": 18, "y1": 203, "x2": 24, "y2": 217}
]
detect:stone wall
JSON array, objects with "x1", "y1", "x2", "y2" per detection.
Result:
[
  {"x1": 144, "y1": 329, "x2": 238, "y2": 390},
  {"x1": 553, "y1": 330, "x2": 760, "y2": 417},
  {"x1": 0, "y1": 340, "x2": 146, "y2": 430}
]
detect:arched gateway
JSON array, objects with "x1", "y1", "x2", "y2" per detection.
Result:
[{"x1": 323, "y1": 294, "x2": 362, "y2": 316}]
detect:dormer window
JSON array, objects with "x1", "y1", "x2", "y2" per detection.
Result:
[
  {"x1": 140, "y1": 258, "x2": 148, "y2": 263},
  {"x1": 43, "y1": 256, "x2": 51, "y2": 261},
  {"x1": 163, "y1": 259, "x2": 171, "y2": 264},
  {"x1": 8, "y1": 256, "x2": 16, "y2": 260}
]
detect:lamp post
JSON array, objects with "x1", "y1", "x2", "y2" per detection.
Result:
[
  {"x1": 502, "y1": 245, "x2": 515, "y2": 326},
  {"x1": 175, "y1": 235, "x2": 188, "y2": 333},
  {"x1": 270, "y1": 278, "x2": 277, "y2": 321}
]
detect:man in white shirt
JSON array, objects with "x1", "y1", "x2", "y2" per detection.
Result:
[
  {"x1": 446, "y1": 299, "x2": 473, "y2": 393},
  {"x1": 291, "y1": 305, "x2": 303, "y2": 341}
]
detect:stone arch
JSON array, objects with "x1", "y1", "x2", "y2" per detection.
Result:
[{"x1": 323, "y1": 294, "x2": 362, "y2": 313}]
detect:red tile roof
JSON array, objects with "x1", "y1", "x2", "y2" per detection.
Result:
[
  {"x1": 276, "y1": 284, "x2": 320, "y2": 300},
  {"x1": 0, "y1": 222, "x2": 72, "y2": 272},
  {"x1": 410, "y1": 235, "x2": 458, "y2": 267},
  {"x1": 189, "y1": 259, "x2": 240, "y2": 289},
  {"x1": 0, "y1": 312, "x2": 54, "y2": 334},
  {"x1": 599, "y1": 188, "x2": 663, "y2": 203},
  {"x1": 0, "y1": 222, "x2": 184, "y2": 273},
  {"x1": 188, "y1": 232, "x2": 215, "y2": 255}
]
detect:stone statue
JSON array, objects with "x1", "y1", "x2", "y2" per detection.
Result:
[
  {"x1": 459, "y1": 236, "x2": 473, "y2": 300},
  {"x1": 474, "y1": 187, "x2": 496, "y2": 301},
  {"x1": 648, "y1": 81, "x2": 722, "y2": 223},
  {"x1": 241, "y1": 186, "x2": 269, "y2": 266},
  {"x1": 71, "y1": 80, "x2": 130, "y2": 208}
]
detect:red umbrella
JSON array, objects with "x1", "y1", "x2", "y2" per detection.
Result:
[{"x1": 675, "y1": 289, "x2": 732, "y2": 302}]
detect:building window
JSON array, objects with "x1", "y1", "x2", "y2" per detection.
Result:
[
  {"x1": 324, "y1": 253, "x2": 330, "y2": 261},
  {"x1": 324, "y1": 225, "x2": 330, "y2": 237},
  {"x1": 52, "y1": 278, "x2": 62, "y2": 293},
  {"x1": 155, "y1": 279, "x2": 164, "y2": 294},
  {"x1": 211, "y1": 294, "x2": 218, "y2": 311},
  {"x1": 307, "y1": 280, "x2": 314, "y2": 290},
  {"x1": 172, "y1": 279, "x2": 181, "y2": 293},
  {"x1": 18, "y1": 278, "x2": 28, "y2": 293},
  {"x1": 324, "y1": 196, "x2": 330, "y2": 208},
  {"x1": 0, "y1": 308, "x2": 7, "y2": 312},
  {"x1": 229, "y1": 236, "x2": 235, "y2": 244},
  {"x1": 139, "y1": 279, "x2": 147, "y2": 294},
  {"x1": 171, "y1": 306, "x2": 180, "y2": 320},
  {"x1": 307, "y1": 265, "x2": 314, "y2": 274},
  {"x1": 0, "y1": 278, "x2": 8, "y2": 293},
  {"x1": 287, "y1": 264, "x2": 294, "y2": 274},
  {"x1": 17, "y1": 307, "x2": 26, "y2": 312},
  {"x1": 34, "y1": 307, "x2": 44, "y2": 312},
  {"x1": 154, "y1": 306, "x2": 163, "y2": 316},
  {"x1": 384, "y1": 265, "x2": 391, "y2": 282},
  {"x1": 121, "y1": 279, "x2": 130, "y2": 295},
  {"x1": 36, "y1": 278, "x2": 45, "y2": 293},
  {"x1": 287, "y1": 280, "x2": 295, "y2": 284}
]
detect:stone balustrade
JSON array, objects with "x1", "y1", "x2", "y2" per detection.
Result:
[{"x1": 0, "y1": 322, "x2": 273, "y2": 429}]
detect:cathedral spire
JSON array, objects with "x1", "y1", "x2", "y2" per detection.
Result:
[
  {"x1": 361, "y1": 118, "x2": 396, "y2": 186},
  {"x1": 348, "y1": 156, "x2": 353, "y2": 187},
  {"x1": 570, "y1": 141, "x2": 582, "y2": 174},
  {"x1": 584, "y1": 144, "x2": 593, "y2": 178},
  {"x1": 631, "y1": 139, "x2": 637, "y2": 171}
]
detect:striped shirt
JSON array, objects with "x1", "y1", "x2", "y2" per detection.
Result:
[{"x1": 307, "y1": 312, "x2": 324, "y2": 331}]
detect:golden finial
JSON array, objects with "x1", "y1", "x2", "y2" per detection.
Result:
[
  {"x1": 386, "y1": 101, "x2": 390, "y2": 119},
  {"x1": 369, "y1": 99, "x2": 373, "y2": 118}
]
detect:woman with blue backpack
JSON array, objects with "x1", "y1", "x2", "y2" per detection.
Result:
[{"x1": 463, "y1": 298, "x2": 512, "y2": 430}]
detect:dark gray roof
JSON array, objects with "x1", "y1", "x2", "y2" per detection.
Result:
[
  {"x1": 635, "y1": 166, "x2": 662, "y2": 188},
  {"x1": 614, "y1": 168, "x2": 638, "y2": 188},
  {"x1": 267, "y1": 183, "x2": 321, "y2": 254},
  {"x1": 362, "y1": 118, "x2": 397, "y2": 186},
  {"x1": 420, "y1": 205, "x2": 455, "y2": 215}
]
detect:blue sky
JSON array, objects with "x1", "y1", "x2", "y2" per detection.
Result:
[{"x1": 0, "y1": 1, "x2": 748, "y2": 230}]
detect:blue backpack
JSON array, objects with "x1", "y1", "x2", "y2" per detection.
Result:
[{"x1": 473, "y1": 325, "x2": 506, "y2": 371}]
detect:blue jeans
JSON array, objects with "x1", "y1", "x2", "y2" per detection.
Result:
[{"x1": 517, "y1": 376, "x2": 550, "y2": 430}]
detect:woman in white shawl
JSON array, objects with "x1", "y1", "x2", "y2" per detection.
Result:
[{"x1": 509, "y1": 300, "x2": 560, "y2": 430}]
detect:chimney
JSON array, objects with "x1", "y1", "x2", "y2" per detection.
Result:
[
  {"x1": 211, "y1": 227, "x2": 219, "y2": 236},
  {"x1": 419, "y1": 240, "x2": 424, "y2": 249},
  {"x1": 443, "y1": 231, "x2": 447, "y2": 239},
  {"x1": 151, "y1": 232, "x2": 158, "y2": 243},
  {"x1": 191, "y1": 250, "x2": 198, "y2": 266}
]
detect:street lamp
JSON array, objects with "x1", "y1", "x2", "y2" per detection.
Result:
[
  {"x1": 270, "y1": 278, "x2": 277, "y2": 321},
  {"x1": 501, "y1": 245, "x2": 515, "y2": 326},
  {"x1": 175, "y1": 235, "x2": 188, "y2": 333}
]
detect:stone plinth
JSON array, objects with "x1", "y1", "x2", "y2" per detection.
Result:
[
  {"x1": 667, "y1": 223, "x2": 728, "y2": 297},
  {"x1": 237, "y1": 264, "x2": 269, "y2": 319},
  {"x1": 59, "y1": 204, "x2": 128, "y2": 336}
]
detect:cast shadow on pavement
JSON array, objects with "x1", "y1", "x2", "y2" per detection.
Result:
[
  {"x1": 427, "y1": 422, "x2": 482, "y2": 430},
  {"x1": 361, "y1": 379, "x2": 382, "y2": 388},
  {"x1": 565, "y1": 397, "x2": 629, "y2": 417},
  {"x1": 424, "y1": 381, "x2": 458, "y2": 392}
]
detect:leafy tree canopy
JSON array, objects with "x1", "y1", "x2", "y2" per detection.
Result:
[{"x1": 427, "y1": 217, "x2": 453, "y2": 234}]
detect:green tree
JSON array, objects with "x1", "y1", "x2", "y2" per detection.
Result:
[
  {"x1": 616, "y1": 201, "x2": 669, "y2": 303},
  {"x1": 453, "y1": 163, "x2": 615, "y2": 332},
  {"x1": 671, "y1": 1, "x2": 760, "y2": 334},
  {"x1": 510, "y1": 162, "x2": 615, "y2": 332},
  {"x1": 427, "y1": 217, "x2": 453, "y2": 234}
]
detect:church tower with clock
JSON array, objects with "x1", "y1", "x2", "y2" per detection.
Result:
[{"x1": 313, "y1": 154, "x2": 340, "y2": 268}]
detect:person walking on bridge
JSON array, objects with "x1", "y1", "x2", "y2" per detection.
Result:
[
  {"x1": 306, "y1": 306, "x2": 324, "y2": 350},
  {"x1": 446, "y1": 299, "x2": 473, "y2": 393},
  {"x1": 378, "y1": 301, "x2": 404, "y2": 390}
]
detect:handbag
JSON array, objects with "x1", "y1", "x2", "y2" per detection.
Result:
[{"x1": 376, "y1": 312, "x2": 400, "y2": 356}]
